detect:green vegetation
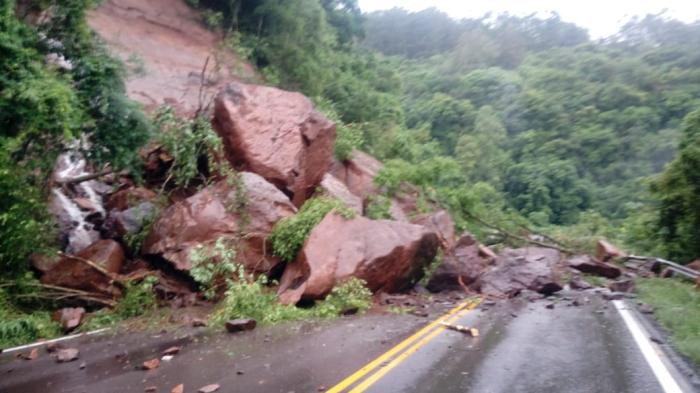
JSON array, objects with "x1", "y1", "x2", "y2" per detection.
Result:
[
  {"x1": 212, "y1": 264, "x2": 372, "y2": 325},
  {"x1": 190, "y1": 237, "x2": 238, "y2": 300},
  {"x1": 154, "y1": 106, "x2": 223, "y2": 190},
  {"x1": 365, "y1": 195, "x2": 392, "y2": 220},
  {"x1": 637, "y1": 278, "x2": 700, "y2": 366},
  {"x1": 0, "y1": 289, "x2": 61, "y2": 348},
  {"x1": 80, "y1": 276, "x2": 159, "y2": 331},
  {"x1": 269, "y1": 197, "x2": 355, "y2": 262},
  {"x1": 651, "y1": 109, "x2": 700, "y2": 261},
  {"x1": 1, "y1": 0, "x2": 151, "y2": 280}
]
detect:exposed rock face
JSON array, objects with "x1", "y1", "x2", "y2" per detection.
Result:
[
  {"x1": 477, "y1": 247, "x2": 562, "y2": 298},
  {"x1": 412, "y1": 210, "x2": 456, "y2": 249},
  {"x1": 213, "y1": 83, "x2": 336, "y2": 207},
  {"x1": 329, "y1": 150, "x2": 383, "y2": 199},
  {"x1": 567, "y1": 255, "x2": 622, "y2": 279},
  {"x1": 278, "y1": 212, "x2": 439, "y2": 304},
  {"x1": 143, "y1": 172, "x2": 296, "y2": 274},
  {"x1": 41, "y1": 240, "x2": 125, "y2": 298},
  {"x1": 320, "y1": 173, "x2": 363, "y2": 214},
  {"x1": 427, "y1": 234, "x2": 488, "y2": 293},
  {"x1": 88, "y1": 0, "x2": 252, "y2": 115},
  {"x1": 596, "y1": 240, "x2": 625, "y2": 262}
]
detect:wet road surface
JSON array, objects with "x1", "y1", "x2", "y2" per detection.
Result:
[{"x1": 1, "y1": 292, "x2": 697, "y2": 393}]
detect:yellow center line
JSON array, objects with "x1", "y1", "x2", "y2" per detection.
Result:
[
  {"x1": 326, "y1": 297, "x2": 481, "y2": 393},
  {"x1": 348, "y1": 301, "x2": 480, "y2": 393}
]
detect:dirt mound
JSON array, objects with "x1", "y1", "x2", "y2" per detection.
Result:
[{"x1": 88, "y1": 0, "x2": 256, "y2": 115}]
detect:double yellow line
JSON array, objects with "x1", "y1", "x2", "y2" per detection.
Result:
[{"x1": 327, "y1": 297, "x2": 482, "y2": 393}]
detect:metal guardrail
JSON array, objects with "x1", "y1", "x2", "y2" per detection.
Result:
[{"x1": 626, "y1": 255, "x2": 699, "y2": 281}]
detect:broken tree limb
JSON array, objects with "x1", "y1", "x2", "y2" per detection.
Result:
[
  {"x1": 440, "y1": 322, "x2": 479, "y2": 337},
  {"x1": 464, "y1": 212, "x2": 575, "y2": 254},
  {"x1": 54, "y1": 169, "x2": 114, "y2": 185},
  {"x1": 57, "y1": 252, "x2": 119, "y2": 283}
]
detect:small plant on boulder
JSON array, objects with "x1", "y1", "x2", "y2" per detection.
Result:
[{"x1": 269, "y1": 197, "x2": 355, "y2": 262}]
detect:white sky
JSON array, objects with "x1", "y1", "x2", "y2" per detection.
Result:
[{"x1": 358, "y1": 0, "x2": 700, "y2": 38}]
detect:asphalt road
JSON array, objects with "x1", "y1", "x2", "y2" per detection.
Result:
[{"x1": 1, "y1": 291, "x2": 697, "y2": 393}]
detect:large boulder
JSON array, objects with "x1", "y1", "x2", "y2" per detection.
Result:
[
  {"x1": 412, "y1": 210, "x2": 456, "y2": 249},
  {"x1": 329, "y1": 150, "x2": 383, "y2": 199},
  {"x1": 426, "y1": 234, "x2": 488, "y2": 293},
  {"x1": 106, "y1": 187, "x2": 157, "y2": 211},
  {"x1": 277, "y1": 212, "x2": 439, "y2": 304},
  {"x1": 477, "y1": 247, "x2": 562, "y2": 298},
  {"x1": 143, "y1": 172, "x2": 296, "y2": 274},
  {"x1": 41, "y1": 239, "x2": 125, "y2": 298},
  {"x1": 319, "y1": 173, "x2": 363, "y2": 214},
  {"x1": 596, "y1": 240, "x2": 626, "y2": 262},
  {"x1": 213, "y1": 83, "x2": 336, "y2": 207},
  {"x1": 567, "y1": 255, "x2": 622, "y2": 279}
]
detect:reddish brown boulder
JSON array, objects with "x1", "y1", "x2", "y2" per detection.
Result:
[
  {"x1": 567, "y1": 255, "x2": 622, "y2": 279},
  {"x1": 320, "y1": 173, "x2": 363, "y2": 214},
  {"x1": 477, "y1": 248, "x2": 563, "y2": 298},
  {"x1": 106, "y1": 187, "x2": 157, "y2": 211},
  {"x1": 143, "y1": 172, "x2": 296, "y2": 274},
  {"x1": 41, "y1": 239, "x2": 125, "y2": 298},
  {"x1": 329, "y1": 150, "x2": 383, "y2": 199},
  {"x1": 52, "y1": 307, "x2": 86, "y2": 332},
  {"x1": 427, "y1": 234, "x2": 488, "y2": 292},
  {"x1": 412, "y1": 210, "x2": 456, "y2": 249},
  {"x1": 596, "y1": 240, "x2": 625, "y2": 262},
  {"x1": 686, "y1": 260, "x2": 700, "y2": 272},
  {"x1": 213, "y1": 83, "x2": 336, "y2": 207},
  {"x1": 278, "y1": 213, "x2": 439, "y2": 304}
]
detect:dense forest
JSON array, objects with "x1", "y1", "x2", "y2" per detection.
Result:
[
  {"x1": 186, "y1": 2, "x2": 700, "y2": 261},
  {"x1": 2, "y1": 0, "x2": 700, "y2": 300}
]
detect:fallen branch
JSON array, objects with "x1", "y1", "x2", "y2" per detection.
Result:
[
  {"x1": 465, "y1": 212, "x2": 575, "y2": 254},
  {"x1": 55, "y1": 169, "x2": 113, "y2": 185}
]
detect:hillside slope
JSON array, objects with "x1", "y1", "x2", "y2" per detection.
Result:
[{"x1": 88, "y1": 0, "x2": 256, "y2": 114}]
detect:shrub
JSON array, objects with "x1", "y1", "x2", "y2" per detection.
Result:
[
  {"x1": 314, "y1": 278, "x2": 372, "y2": 318},
  {"x1": 154, "y1": 106, "x2": 223, "y2": 189},
  {"x1": 211, "y1": 264, "x2": 308, "y2": 325},
  {"x1": 269, "y1": 197, "x2": 355, "y2": 262},
  {"x1": 113, "y1": 276, "x2": 159, "y2": 319},
  {"x1": 190, "y1": 238, "x2": 238, "y2": 300},
  {"x1": 365, "y1": 195, "x2": 392, "y2": 220}
]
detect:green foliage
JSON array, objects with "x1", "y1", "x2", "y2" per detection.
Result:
[
  {"x1": 269, "y1": 197, "x2": 355, "y2": 262},
  {"x1": 313, "y1": 277, "x2": 372, "y2": 318},
  {"x1": 211, "y1": 264, "x2": 307, "y2": 325},
  {"x1": 190, "y1": 238, "x2": 238, "y2": 300},
  {"x1": 212, "y1": 266, "x2": 372, "y2": 325},
  {"x1": 0, "y1": 289, "x2": 61, "y2": 348},
  {"x1": 114, "y1": 276, "x2": 158, "y2": 319},
  {"x1": 0, "y1": 149, "x2": 54, "y2": 277},
  {"x1": 637, "y1": 278, "x2": 700, "y2": 366},
  {"x1": 365, "y1": 195, "x2": 391, "y2": 220},
  {"x1": 80, "y1": 276, "x2": 158, "y2": 330},
  {"x1": 419, "y1": 250, "x2": 443, "y2": 287},
  {"x1": 154, "y1": 106, "x2": 223, "y2": 189},
  {"x1": 651, "y1": 108, "x2": 700, "y2": 262}
]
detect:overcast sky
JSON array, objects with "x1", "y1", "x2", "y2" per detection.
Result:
[{"x1": 357, "y1": 0, "x2": 700, "y2": 38}]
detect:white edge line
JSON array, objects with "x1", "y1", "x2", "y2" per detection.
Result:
[
  {"x1": 2, "y1": 328, "x2": 110, "y2": 354},
  {"x1": 612, "y1": 300, "x2": 685, "y2": 393}
]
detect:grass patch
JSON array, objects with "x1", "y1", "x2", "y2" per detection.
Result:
[{"x1": 636, "y1": 278, "x2": 700, "y2": 366}]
